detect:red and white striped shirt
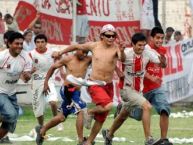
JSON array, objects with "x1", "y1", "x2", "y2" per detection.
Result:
[{"x1": 123, "y1": 45, "x2": 160, "y2": 92}]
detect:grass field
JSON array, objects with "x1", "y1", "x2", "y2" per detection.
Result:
[{"x1": 5, "y1": 105, "x2": 193, "y2": 145}]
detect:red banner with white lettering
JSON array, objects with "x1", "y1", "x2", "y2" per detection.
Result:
[{"x1": 15, "y1": 0, "x2": 140, "y2": 45}]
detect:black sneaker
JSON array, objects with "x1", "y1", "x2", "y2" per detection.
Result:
[
  {"x1": 35, "y1": 125, "x2": 44, "y2": 145},
  {"x1": 102, "y1": 129, "x2": 113, "y2": 145},
  {"x1": 114, "y1": 103, "x2": 122, "y2": 118},
  {"x1": 154, "y1": 138, "x2": 173, "y2": 145},
  {"x1": 0, "y1": 136, "x2": 12, "y2": 144}
]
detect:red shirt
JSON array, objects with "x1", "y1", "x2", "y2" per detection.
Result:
[
  {"x1": 77, "y1": 0, "x2": 87, "y2": 15},
  {"x1": 143, "y1": 45, "x2": 166, "y2": 93}
]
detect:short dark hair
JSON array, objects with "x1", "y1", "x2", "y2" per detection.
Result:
[
  {"x1": 3, "y1": 30, "x2": 15, "y2": 40},
  {"x1": 131, "y1": 33, "x2": 146, "y2": 45},
  {"x1": 4, "y1": 13, "x2": 13, "y2": 20},
  {"x1": 34, "y1": 34, "x2": 47, "y2": 43},
  {"x1": 151, "y1": 27, "x2": 164, "y2": 37},
  {"x1": 166, "y1": 27, "x2": 174, "y2": 33},
  {"x1": 7, "y1": 32, "x2": 24, "y2": 44},
  {"x1": 174, "y1": 31, "x2": 181, "y2": 36}
]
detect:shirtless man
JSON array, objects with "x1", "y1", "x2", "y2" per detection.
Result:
[
  {"x1": 35, "y1": 50, "x2": 92, "y2": 145},
  {"x1": 54, "y1": 24, "x2": 125, "y2": 145}
]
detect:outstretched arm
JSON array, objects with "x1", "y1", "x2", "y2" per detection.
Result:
[
  {"x1": 27, "y1": 11, "x2": 40, "y2": 29},
  {"x1": 43, "y1": 58, "x2": 67, "y2": 95},
  {"x1": 53, "y1": 42, "x2": 94, "y2": 59}
]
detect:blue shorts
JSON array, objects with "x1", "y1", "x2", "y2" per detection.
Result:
[
  {"x1": 0, "y1": 93, "x2": 19, "y2": 133},
  {"x1": 59, "y1": 86, "x2": 86, "y2": 117},
  {"x1": 144, "y1": 87, "x2": 170, "y2": 115}
]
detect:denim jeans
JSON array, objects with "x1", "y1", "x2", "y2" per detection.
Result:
[
  {"x1": 144, "y1": 87, "x2": 170, "y2": 115},
  {"x1": 0, "y1": 93, "x2": 19, "y2": 133}
]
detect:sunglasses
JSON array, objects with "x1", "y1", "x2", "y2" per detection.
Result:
[{"x1": 103, "y1": 33, "x2": 116, "y2": 38}]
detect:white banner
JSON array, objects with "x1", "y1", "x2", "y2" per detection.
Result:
[{"x1": 163, "y1": 38, "x2": 193, "y2": 103}]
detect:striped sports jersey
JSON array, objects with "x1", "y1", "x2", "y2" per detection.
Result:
[{"x1": 123, "y1": 45, "x2": 160, "y2": 92}]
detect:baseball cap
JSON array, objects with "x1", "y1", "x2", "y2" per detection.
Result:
[{"x1": 100, "y1": 24, "x2": 116, "y2": 34}]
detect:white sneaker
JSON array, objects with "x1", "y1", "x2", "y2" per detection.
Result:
[
  {"x1": 83, "y1": 109, "x2": 93, "y2": 129},
  {"x1": 57, "y1": 123, "x2": 64, "y2": 131}
]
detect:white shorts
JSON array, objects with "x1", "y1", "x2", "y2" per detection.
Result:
[
  {"x1": 32, "y1": 82, "x2": 58, "y2": 117},
  {"x1": 122, "y1": 86, "x2": 146, "y2": 112},
  {"x1": 140, "y1": 12, "x2": 155, "y2": 30},
  {"x1": 76, "y1": 15, "x2": 89, "y2": 37}
]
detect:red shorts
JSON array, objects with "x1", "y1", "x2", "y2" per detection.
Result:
[{"x1": 88, "y1": 83, "x2": 114, "y2": 122}]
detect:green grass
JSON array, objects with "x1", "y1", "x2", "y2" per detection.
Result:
[{"x1": 6, "y1": 105, "x2": 193, "y2": 145}]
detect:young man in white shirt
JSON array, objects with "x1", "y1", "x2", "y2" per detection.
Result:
[
  {"x1": 0, "y1": 32, "x2": 32, "y2": 139},
  {"x1": 29, "y1": 34, "x2": 62, "y2": 130}
]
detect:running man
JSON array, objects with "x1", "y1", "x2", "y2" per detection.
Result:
[
  {"x1": 35, "y1": 49, "x2": 92, "y2": 145},
  {"x1": 102, "y1": 32, "x2": 166, "y2": 145},
  {"x1": 53, "y1": 24, "x2": 125, "y2": 145},
  {"x1": 29, "y1": 34, "x2": 62, "y2": 130},
  {"x1": 0, "y1": 32, "x2": 32, "y2": 139},
  {"x1": 143, "y1": 27, "x2": 173, "y2": 145}
]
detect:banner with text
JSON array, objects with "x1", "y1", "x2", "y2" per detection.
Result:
[
  {"x1": 15, "y1": 0, "x2": 140, "y2": 45},
  {"x1": 163, "y1": 38, "x2": 193, "y2": 103}
]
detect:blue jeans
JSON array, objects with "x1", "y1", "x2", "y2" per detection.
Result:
[
  {"x1": 144, "y1": 87, "x2": 170, "y2": 115},
  {"x1": 0, "y1": 93, "x2": 19, "y2": 133}
]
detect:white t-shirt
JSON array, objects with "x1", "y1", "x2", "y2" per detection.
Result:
[
  {"x1": 7, "y1": 19, "x2": 19, "y2": 32},
  {"x1": 0, "y1": 49, "x2": 32, "y2": 96},
  {"x1": 30, "y1": 48, "x2": 54, "y2": 87},
  {"x1": 23, "y1": 41, "x2": 35, "y2": 52},
  {"x1": 123, "y1": 46, "x2": 160, "y2": 92}
]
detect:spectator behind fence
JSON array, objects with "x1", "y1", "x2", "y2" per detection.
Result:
[
  {"x1": 140, "y1": 0, "x2": 155, "y2": 40},
  {"x1": 69, "y1": 0, "x2": 89, "y2": 44},
  {"x1": 4, "y1": 13, "x2": 19, "y2": 32},
  {"x1": 174, "y1": 31, "x2": 183, "y2": 42},
  {"x1": 164, "y1": 27, "x2": 174, "y2": 44},
  {"x1": 26, "y1": 12, "x2": 42, "y2": 49},
  {"x1": 23, "y1": 29, "x2": 34, "y2": 52},
  {"x1": 0, "y1": 12, "x2": 5, "y2": 47}
]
